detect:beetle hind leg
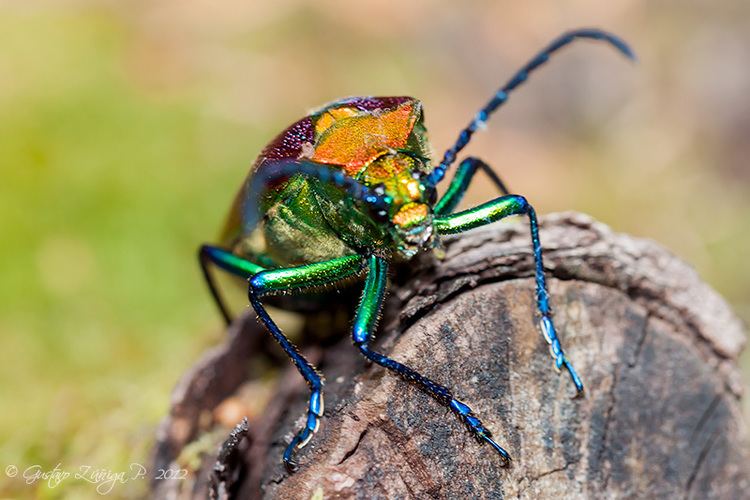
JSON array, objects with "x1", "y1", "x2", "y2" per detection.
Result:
[{"x1": 199, "y1": 244, "x2": 267, "y2": 325}]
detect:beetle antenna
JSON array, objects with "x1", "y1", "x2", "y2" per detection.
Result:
[
  {"x1": 243, "y1": 159, "x2": 391, "y2": 232},
  {"x1": 427, "y1": 28, "x2": 635, "y2": 186}
]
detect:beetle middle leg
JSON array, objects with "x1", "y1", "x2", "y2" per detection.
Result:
[
  {"x1": 434, "y1": 194, "x2": 584, "y2": 394},
  {"x1": 434, "y1": 157, "x2": 510, "y2": 215},
  {"x1": 247, "y1": 255, "x2": 366, "y2": 471},
  {"x1": 351, "y1": 254, "x2": 512, "y2": 464}
]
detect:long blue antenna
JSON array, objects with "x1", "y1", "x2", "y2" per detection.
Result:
[
  {"x1": 427, "y1": 28, "x2": 635, "y2": 186},
  {"x1": 243, "y1": 159, "x2": 391, "y2": 232}
]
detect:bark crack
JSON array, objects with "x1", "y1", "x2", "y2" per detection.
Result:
[
  {"x1": 684, "y1": 429, "x2": 719, "y2": 498},
  {"x1": 517, "y1": 460, "x2": 574, "y2": 498},
  {"x1": 629, "y1": 313, "x2": 651, "y2": 368},
  {"x1": 533, "y1": 461, "x2": 573, "y2": 481},
  {"x1": 337, "y1": 427, "x2": 369, "y2": 465},
  {"x1": 598, "y1": 367, "x2": 620, "y2": 492},
  {"x1": 689, "y1": 393, "x2": 722, "y2": 443}
]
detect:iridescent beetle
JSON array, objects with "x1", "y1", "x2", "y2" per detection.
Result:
[{"x1": 199, "y1": 29, "x2": 634, "y2": 472}]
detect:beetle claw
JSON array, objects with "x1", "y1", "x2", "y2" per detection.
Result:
[{"x1": 284, "y1": 458, "x2": 299, "y2": 473}]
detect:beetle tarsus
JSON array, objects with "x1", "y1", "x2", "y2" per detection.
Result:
[
  {"x1": 563, "y1": 358, "x2": 585, "y2": 397},
  {"x1": 478, "y1": 433, "x2": 512, "y2": 467},
  {"x1": 449, "y1": 398, "x2": 511, "y2": 466},
  {"x1": 283, "y1": 456, "x2": 299, "y2": 474}
]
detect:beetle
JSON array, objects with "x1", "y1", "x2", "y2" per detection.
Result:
[{"x1": 199, "y1": 28, "x2": 634, "y2": 472}]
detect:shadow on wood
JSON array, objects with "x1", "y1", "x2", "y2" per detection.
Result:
[{"x1": 151, "y1": 212, "x2": 749, "y2": 499}]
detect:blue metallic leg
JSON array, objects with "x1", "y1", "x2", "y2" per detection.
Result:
[
  {"x1": 352, "y1": 255, "x2": 511, "y2": 464},
  {"x1": 199, "y1": 244, "x2": 267, "y2": 325},
  {"x1": 434, "y1": 157, "x2": 510, "y2": 215},
  {"x1": 247, "y1": 255, "x2": 366, "y2": 471},
  {"x1": 435, "y1": 195, "x2": 584, "y2": 395},
  {"x1": 249, "y1": 293, "x2": 323, "y2": 472}
]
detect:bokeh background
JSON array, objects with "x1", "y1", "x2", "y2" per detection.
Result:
[{"x1": 1, "y1": 0, "x2": 748, "y2": 497}]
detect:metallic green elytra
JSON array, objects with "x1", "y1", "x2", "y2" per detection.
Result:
[{"x1": 199, "y1": 29, "x2": 635, "y2": 474}]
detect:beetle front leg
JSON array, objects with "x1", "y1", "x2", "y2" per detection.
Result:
[
  {"x1": 434, "y1": 195, "x2": 584, "y2": 395},
  {"x1": 352, "y1": 255, "x2": 511, "y2": 464},
  {"x1": 247, "y1": 255, "x2": 366, "y2": 472},
  {"x1": 434, "y1": 157, "x2": 510, "y2": 215}
]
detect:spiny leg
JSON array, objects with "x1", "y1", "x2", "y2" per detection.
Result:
[
  {"x1": 247, "y1": 255, "x2": 366, "y2": 471},
  {"x1": 352, "y1": 254, "x2": 511, "y2": 464},
  {"x1": 427, "y1": 28, "x2": 634, "y2": 186},
  {"x1": 435, "y1": 195, "x2": 584, "y2": 394},
  {"x1": 199, "y1": 244, "x2": 267, "y2": 325},
  {"x1": 434, "y1": 157, "x2": 510, "y2": 216}
]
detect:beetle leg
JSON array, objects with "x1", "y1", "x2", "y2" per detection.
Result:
[
  {"x1": 199, "y1": 244, "x2": 268, "y2": 325},
  {"x1": 435, "y1": 195, "x2": 584, "y2": 395},
  {"x1": 352, "y1": 255, "x2": 511, "y2": 465},
  {"x1": 248, "y1": 294, "x2": 323, "y2": 473},
  {"x1": 247, "y1": 255, "x2": 366, "y2": 472},
  {"x1": 434, "y1": 157, "x2": 510, "y2": 215}
]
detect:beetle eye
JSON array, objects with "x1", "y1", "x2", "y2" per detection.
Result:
[
  {"x1": 411, "y1": 171, "x2": 437, "y2": 205},
  {"x1": 372, "y1": 208, "x2": 389, "y2": 222},
  {"x1": 367, "y1": 184, "x2": 390, "y2": 222},
  {"x1": 426, "y1": 186, "x2": 438, "y2": 205},
  {"x1": 369, "y1": 199, "x2": 390, "y2": 222}
]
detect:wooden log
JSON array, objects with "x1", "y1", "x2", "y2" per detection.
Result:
[{"x1": 151, "y1": 212, "x2": 749, "y2": 499}]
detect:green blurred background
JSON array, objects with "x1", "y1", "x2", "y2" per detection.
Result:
[{"x1": 1, "y1": 1, "x2": 748, "y2": 497}]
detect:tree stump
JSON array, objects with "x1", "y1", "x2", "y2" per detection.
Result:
[{"x1": 151, "y1": 212, "x2": 749, "y2": 499}]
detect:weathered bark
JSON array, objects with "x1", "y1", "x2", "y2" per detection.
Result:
[{"x1": 151, "y1": 212, "x2": 749, "y2": 499}]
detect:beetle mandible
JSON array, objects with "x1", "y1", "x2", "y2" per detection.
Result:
[{"x1": 199, "y1": 28, "x2": 634, "y2": 472}]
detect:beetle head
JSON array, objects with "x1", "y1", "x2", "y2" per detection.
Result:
[{"x1": 361, "y1": 153, "x2": 436, "y2": 259}]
